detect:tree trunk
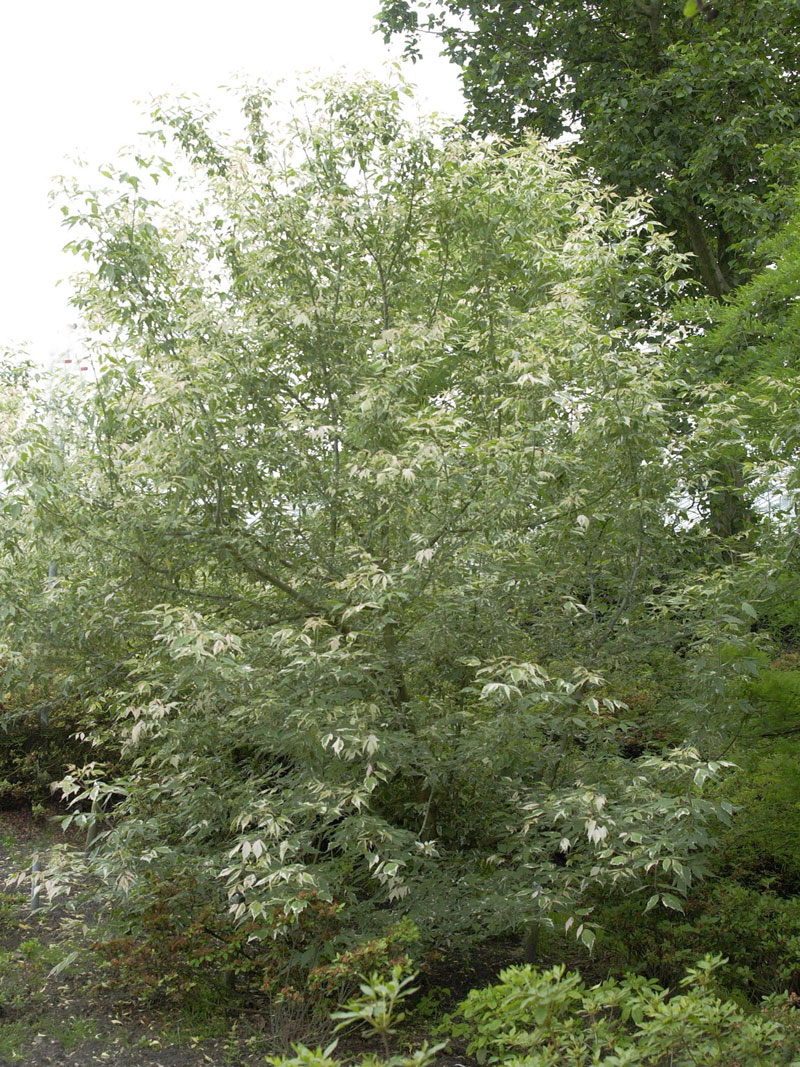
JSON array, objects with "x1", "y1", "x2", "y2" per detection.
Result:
[
  {"x1": 708, "y1": 453, "x2": 752, "y2": 552},
  {"x1": 684, "y1": 204, "x2": 731, "y2": 299}
]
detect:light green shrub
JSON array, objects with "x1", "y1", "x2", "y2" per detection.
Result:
[{"x1": 446, "y1": 957, "x2": 800, "y2": 1066}]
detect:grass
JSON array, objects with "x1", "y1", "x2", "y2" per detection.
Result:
[
  {"x1": 0, "y1": 1021, "x2": 30, "y2": 1062},
  {"x1": 0, "y1": 893, "x2": 26, "y2": 932},
  {"x1": 155, "y1": 1014, "x2": 233, "y2": 1047},
  {"x1": 42, "y1": 1015, "x2": 104, "y2": 1050}
]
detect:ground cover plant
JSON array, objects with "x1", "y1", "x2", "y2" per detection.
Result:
[{"x1": 443, "y1": 957, "x2": 800, "y2": 1066}]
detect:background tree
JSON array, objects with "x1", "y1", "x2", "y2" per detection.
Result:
[
  {"x1": 377, "y1": 0, "x2": 800, "y2": 297},
  {"x1": 681, "y1": 190, "x2": 800, "y2": 601},
  {"x1": 378, "y1": 0, "x2": 800, "y2": 548}
]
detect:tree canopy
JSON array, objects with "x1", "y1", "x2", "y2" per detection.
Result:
[
  {"x1": 0, "y1": 79, "x2": 750, "y2": 961},
  {"x1": 377, "y1": 0, "x2": 800, "y2": 295}
]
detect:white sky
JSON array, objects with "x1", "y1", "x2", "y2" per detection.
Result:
[{"x1": 0, "y1": 0, "x2": 462, "y2": 363}]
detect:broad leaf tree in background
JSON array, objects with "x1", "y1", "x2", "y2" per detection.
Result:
[
  {"x1": 377, "y1": 0, "x2": 800, "y2": 549},
  {"x1": 681, "y1": 194, "x2": 800, "y2": 623},
  {"x1": 377, "y1": 0, "x2": 800, "y2": 297},
  {"x1": 0, "y1": 80, "x2": 748, "y2": 982}
]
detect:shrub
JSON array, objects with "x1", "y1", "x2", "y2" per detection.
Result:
[
  {"x1": 309, "y1": 918, "x2": 420, "y2": 1004},
  {"x1": 93, "y1": 870, "x2": 418, "y2": 1011},
  {"x1": 600, "y1": 882, "x2": 800, "y2": 999},
  {"x1": 12, "y1": 74, "x2": 750, "y2": 992},
  {"x1": 93, "y1": 874, "x2": 262, "y2": 1006},
  {"x1": 715, "y1": 668, "x2": 800, "y2": 894},
  {"x1": 445, "y1": 957, "x2": 800, "y2": 1066}
]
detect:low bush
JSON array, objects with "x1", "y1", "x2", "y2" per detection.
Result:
[
  {"x1": 93, "y1": 869, "x2": 420, "y2": 1012},
  {"x1": 444, "y1": 957, "x2": 800, "y2": 1066},
  {"x1": 599, "y1": 882, "x2": 800, "y2": 999},
  {"x1": 93, "y1": 876, "x2": 262, "y2": 1006}
]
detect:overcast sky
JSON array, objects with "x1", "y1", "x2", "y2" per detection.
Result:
[{"x1": 0, "y1": 0, "x2": 462, "y2": 362}]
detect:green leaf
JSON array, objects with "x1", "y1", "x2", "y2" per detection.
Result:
[
  {"x1": 579, "y1": 927, "x2": 596, "y2": 951},
  {"x1": 683, "y1": 0, "x2": 699, "y2": 16},
  {"x1": 660, "y1": 893, "x2": 685, "y2": 912}
]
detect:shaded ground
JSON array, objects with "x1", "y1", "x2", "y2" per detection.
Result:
[
  {"x1": 0, "y1": 809, "x2": 491, "y2": 1067},
  {"x1": 0, "y1": 809, "x2": 310, "y2": 1066}
]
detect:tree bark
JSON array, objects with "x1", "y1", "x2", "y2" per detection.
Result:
[
  {"x1": 708, "y1": 453, "x2": 752, "y2": 552},
  {"x1": 684, "y1": 204, "x2": 731, "y2": 299}
]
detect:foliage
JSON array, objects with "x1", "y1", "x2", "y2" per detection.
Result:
[
  {"x1": 674, "y1": 187, "x2": 800, "y2": 891},
  {"x1": 0, "y1": 76, "x2": 762, "y2": 985},
  {"x1": 446, "y1": 957, "x2": 800, "y2": 1066},
  {"x1": 331, "y1": 964, "x2": 422, "y2": 1057},
  {"x1": 0, "y1": 654, "x2": 109, "y2": 814},
  {"x1": 597, "y1": 669, "x2": 800, "y2": 1002},
  {"x1": 267, "y1": 1041, "x2": 444, "y2": 1067},
  {"x1": 699, "y1": 664, "x2": 800, "y2": 893},
  {"x1": 91, "y1": 871, "x2": 263, "y2": 1005},
  {"x1": 600, "y1": 883, "x2": 800, "y2": 1000},
  {"x1": 377, "y1": 2, "x2": 800, "y2": 551},
  {"x1": 91, "y1": 874, "x2": 409, "y2": 1007},
  {"x1": 718, "y1": 751, "x2": 800, "y2": 893},
  {"x1": 0, "y1": 724, "x2": 95, "y2": 807},
  {"x1": 680, "y1": 191, "x2": 800, "y2": 482},
  {"x1": 309, "y1": 918, "x2": 420, "y2": 1002},
  {"x1": 378, "y1": 0, "x2": 800, "y2": 295}
]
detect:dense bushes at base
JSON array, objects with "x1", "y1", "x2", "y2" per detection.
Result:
[
  {"x1": 270, "y1": 959, "x2": 800, "y2": 1067},
  {"x1": 585, "y1": 665, "x2": 800, "y2": 1004},
  {"x1": 443, "y1": 959, "x2": 800, "y2": 1066},
  {"x1": 91, "y1": 869, "x2": 420, "y2": 1010},
  {"x1": 599, "y1": 883, "x2": 800, "y2": 1000}
]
